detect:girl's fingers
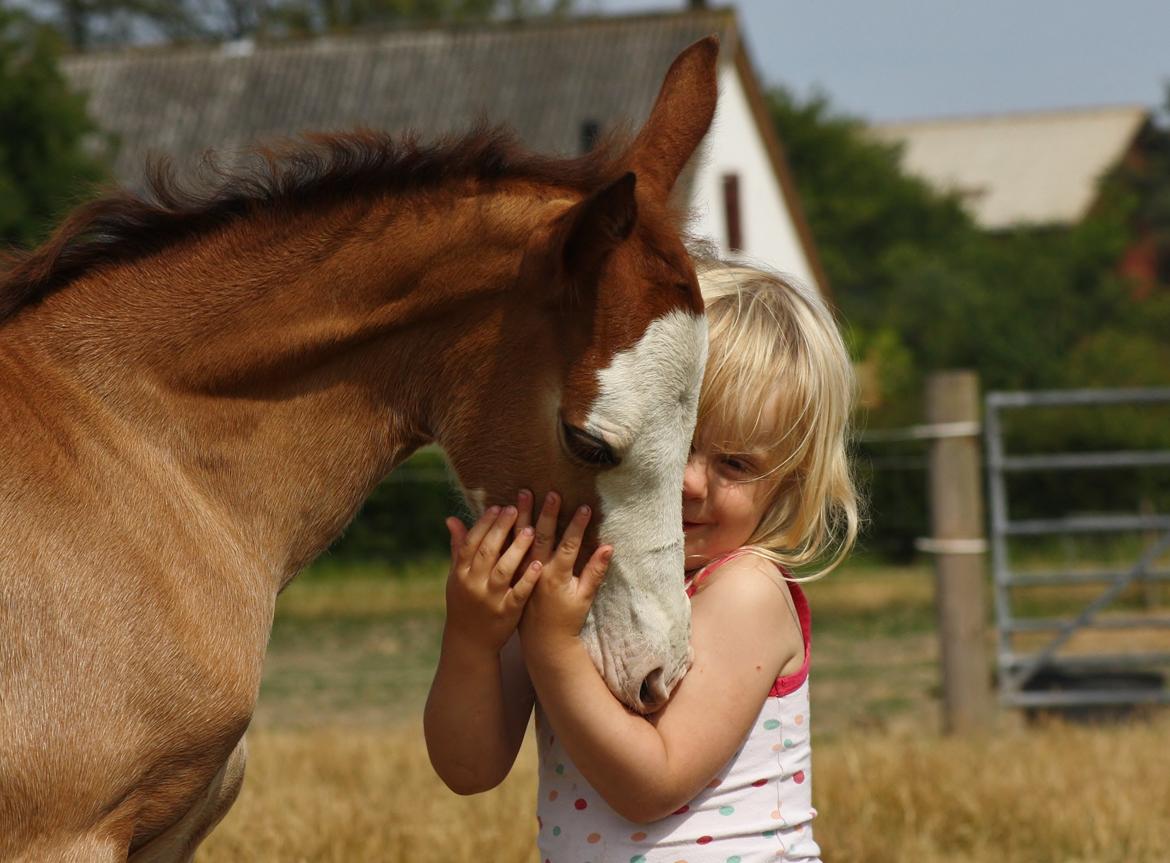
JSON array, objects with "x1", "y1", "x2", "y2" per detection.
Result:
[
  {"x1": 474, "y1": 505, "x2": 519, "y2": 571},
  {"x1": 492, "y1": 525, "x2": 535, "y2": 586},
  {"x1": 507, "y1": 561, "x2": 543, "y2": 609},
  {"x1": 531, "y1": 492, "x2": 561, "y2": 563},
  {"x1": 514, "y1": 489, "x2": 533, "y2": 533},
  {"x1": 578, "y1": 545, "x2": 613, "y2": 603},
  {"x1": 446, "y1": 517, "x2": 467, "y2": 559},
  {"x1": 553, "y1": 505, "x2": 592, "y2": 571},
  {"x1": 459, "y1": 506, "x2": 500, "y2": 567}
]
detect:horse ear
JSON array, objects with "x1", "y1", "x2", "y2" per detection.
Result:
[
  {"x1": 628, "y1": 35, "x2": 719, "y2": 201},
  {"x1": 561, "y1": 172, "x2": 638, "y2": 276}
]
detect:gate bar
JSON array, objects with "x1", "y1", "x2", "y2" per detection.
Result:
[
  {"x1": 987, "y1": 387, "x2": 1170, "y2": 408},
  {"x1": 1004, "y1": 531, "x2": 1170, "y2": 691},
  {"x1": 1004, "y1": 615, "x2": 1170, "y2": 632},
  {"x1": 1004, "y1": 515, "x2": 1170, "y2": 535},
  {"x1": 999, "y1": 451, "x2": 1170, "y2": 471},
  {"x1": 1005, "y1": 689, "x2": 1170, "y2": 708},
  {"x1": 1006, "y1": 569, "x2": 1170, "y2": 587},
  {"x1": 1003, "y1": 651, "x2": 1170, "y2": 670}
]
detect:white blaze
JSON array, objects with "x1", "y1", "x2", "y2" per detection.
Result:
[{"x1": 578, "y1": 309, "x2": 707, "y2": 709}]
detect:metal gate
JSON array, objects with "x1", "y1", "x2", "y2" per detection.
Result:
[{"x1": 984, "y1": 387, "x2": 1170, "y2": 710}]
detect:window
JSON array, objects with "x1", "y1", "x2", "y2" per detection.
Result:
[
  {"x1": 722, "y1": 172, "x2": 742, "y2": 252},
  {"x1": 580, "y1": 120, "x2": 600, "y2": 154}
]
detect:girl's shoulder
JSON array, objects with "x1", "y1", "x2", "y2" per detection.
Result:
[
  {"x1": 688, "y1": 549, "x2": 790, "y2": 599},
  {"x1": 688, "y1": 551, "x2": 807, "y2": 679},
  {"x1": 689, "y1": 551, "x2": 800, "y2": 625}
]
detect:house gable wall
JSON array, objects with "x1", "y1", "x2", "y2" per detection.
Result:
[{"x1": 689, "y1": 63, "x2": 819, "y2": 293}]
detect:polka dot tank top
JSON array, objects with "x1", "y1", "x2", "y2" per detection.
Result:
[{"x1": 535, "y1": 550, "x2": 821, "y2": 862}]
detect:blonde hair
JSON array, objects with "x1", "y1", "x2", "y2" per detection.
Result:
[{"x1": 694, "y1": 261, "x2": 860, "y2": 581}]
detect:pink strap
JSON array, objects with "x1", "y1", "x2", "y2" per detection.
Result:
[{"x1": 684, "y1": 551, "x2": 811, "y2": 697}]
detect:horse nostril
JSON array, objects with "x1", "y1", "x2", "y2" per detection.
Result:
[{"x1": 639, "y1": 667, "x2": 667, "y2": 712}]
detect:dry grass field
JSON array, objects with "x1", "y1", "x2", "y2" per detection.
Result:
[
  {"x1": 198, "y1": 557, "x2": 1170, "y2": 862},
  {"x1": 202, "y1": 717, "x2": 1170, "y2": 863}
]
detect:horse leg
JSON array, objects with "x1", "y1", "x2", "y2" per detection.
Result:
[{"x1": 128, "y1": 734, "x2": 248, "y2": 863}]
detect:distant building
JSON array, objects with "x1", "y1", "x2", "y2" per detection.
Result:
[
  {"x1": 871, "y1": 106, "x2": 1149, "y2": 230},
  {"x1": 61, "y1": 7, "x2": 829, "y2": 299},
  {"x1": 872, "y1": 105, "x2": 1158, "y2": 295}
]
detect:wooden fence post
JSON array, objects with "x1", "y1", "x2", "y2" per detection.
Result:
[{"x1": 926, "y1": 370, "x2": 993, "y2": 733}]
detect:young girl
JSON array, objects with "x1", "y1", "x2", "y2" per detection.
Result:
[{"x1": 424, "y1": 263, "x2": 859, "y2": 861}]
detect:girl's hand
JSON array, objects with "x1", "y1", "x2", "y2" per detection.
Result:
[
  {"x1": 518, "y1": 498, "x2": 613, "y2": 661},
  {"x1": 513, "y1": 488, "x2": 560, "y2": 567},
  {"x1": 443, "y1": 497, "x2": 541, "y2": 655}
]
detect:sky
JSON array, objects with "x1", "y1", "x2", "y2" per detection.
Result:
[{"x1": 586, "y1": 0, "x2": 1170, "y2": 122}]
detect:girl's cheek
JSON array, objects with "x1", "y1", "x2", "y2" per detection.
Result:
[{"x1": 727, "y1": 490, "x2": 757, "y2": 522}]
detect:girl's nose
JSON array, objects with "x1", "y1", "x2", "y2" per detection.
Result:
[{"x1": 682, "y1": 453, "x2": 706, "y2": 500}]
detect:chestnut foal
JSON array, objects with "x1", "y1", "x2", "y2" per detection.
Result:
[{"x1": 0, "y1": 38, "x2": 718, "y2": 861}]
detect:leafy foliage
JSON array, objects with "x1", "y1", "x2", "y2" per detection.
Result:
[
  {"x1": 0, "y1": 7, "x2": 106, "y2": 247},
  {"x1": 329, "y1": 448, "x2": 464, "y2": 563},
  {"x1": 770, "y1": 85, "x2": 1170, "y2": 398},
  {"x1": 1110, "y1": 92, "x2": 1170, "y2": 287},
  {"x1": 769, "y1": 86, "x2": 1170, "y2": 556},
  {"x1": 30, "y1": 0, "x2": 576, "y2": 47},
  {"x1": 769, "y1": 89, "x2": 970, "y2": 332}
]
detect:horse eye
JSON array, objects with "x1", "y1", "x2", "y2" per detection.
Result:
[{"x1": 561, "y1": 422, "x2": 620, "y2": 467}]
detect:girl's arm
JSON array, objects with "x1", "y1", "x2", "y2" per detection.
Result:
[
  {"x1": 424, "y1": 630, "x2": 533, "y2": 794},
  {"x1": 423, "y1": 497, "x2": 546, "y2": 794},
  {"x1": 519, "y1": 506, "x2": 803, "y2": 823}
]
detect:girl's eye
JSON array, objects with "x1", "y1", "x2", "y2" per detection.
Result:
[
  {"x1": 722, "y1": 455, "x2": 752, "y2": 473},
  {"x1": 562, "y1": 422, "x2": 620, "y2": 467}
]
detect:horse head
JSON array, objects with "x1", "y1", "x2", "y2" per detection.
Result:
[{"x1": 440, "y1": 37, "x2": 718, "y2": 712}]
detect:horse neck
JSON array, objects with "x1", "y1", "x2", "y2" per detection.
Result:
[{"x1": 26, "y1": 186, "x2": 550, "y2": 586}]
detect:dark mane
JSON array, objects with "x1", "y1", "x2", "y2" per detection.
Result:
[{"x1": 0, "y1": 126, "x2": 626, "y2": 321}]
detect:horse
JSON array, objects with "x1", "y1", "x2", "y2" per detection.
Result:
[{"x1": 0, "y1": 36, "x2": 718, "y2": 862}]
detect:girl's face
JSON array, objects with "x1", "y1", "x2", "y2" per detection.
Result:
[{"x1": 681, "y1": 425, "x2": 777, "y2": 571}]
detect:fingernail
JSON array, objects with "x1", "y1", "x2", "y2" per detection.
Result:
[
  {"x1": 503, "y1": 505, "x2": 517, "y2": 517},
  {"x1": 519, "y1": 489, "x2": 531, "y2": 501},
  {"x1": 602, "y1": 547, "x2": 613, "y2": 562},
  {"x1": 532, "y1": 561, "x2": 543, "y2": 571},
  {"x1": 486, "y1": 505, "x2": 500, "y2": 516},
  {"x1": 578, "y1": 505, "x2": 591, "y2": 517},
  {"x1": 546, "y1": 492, "x2": 559, "y2": 505},
  {"x1": 521, "y1": 526, "x2": 534, "y2": 537}
]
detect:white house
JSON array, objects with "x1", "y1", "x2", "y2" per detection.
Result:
[{"x1": 62, "y1": 6, "x2": 829, "y2": 298}]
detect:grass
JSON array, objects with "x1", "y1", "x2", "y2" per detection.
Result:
[
  {"x1": 201, "y1": 717, "x2": 1170, "y2": 863},
  {"x1": 814, "y1": 714, "x2": 1170, "y2": 863},
  {"x1": 256, "y1": 560, "x2": 447, "y2": 727},
  {"x1": 195, "y1": 555, "x2": 1170, "y2": 862},
  {"x1": 201, "y1": 726, "x2": 540, "y2": 863},
  {"x1": 260, "y1": 556, "x2": 950, "y2": 736}
]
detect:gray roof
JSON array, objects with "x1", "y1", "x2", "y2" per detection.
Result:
[
  {"x1": 62, "y1": 8, "x2": 738, "y2": 189},
  {"x1": 871, "y1": 106, "x2": 1150, "y2": 229}
]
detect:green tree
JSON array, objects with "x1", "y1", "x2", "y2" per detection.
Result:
[
  {"x1": 311, "y1": 0, "x2": 572, "y2": 32},
  {"x1": 769, "y1": 85, "x2": 1159, "y2": 407},
  {"x1": 1107, "y1": 86, "x2": 1170, "y2": 288},
  {"x1": 769, "y1": 86, "x2": 1170, "y2": 556},
  {"x1": 768, "y1": 87, "x2": 980, "y2": 428},
  {"x1": 50, "y1": 0, "x2": 198, "y2": 50},
  {"x1": 0, "y1": 7, "x2": 106, "y2": 247},
  {"x1": 767, "y1": 88, "x2": 972, "y2": 329},
  {"x1": 327, "y1": 448, "x2": 462, "y2": 563},
  {"x1": 32, "y1": 0, "x2": 576, "y2": 48}
]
